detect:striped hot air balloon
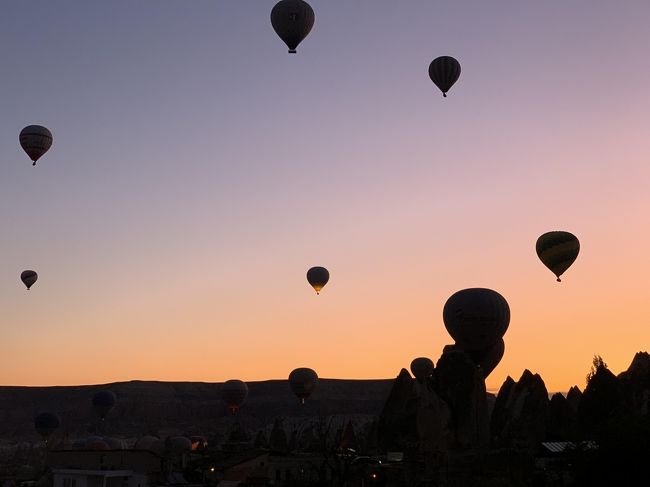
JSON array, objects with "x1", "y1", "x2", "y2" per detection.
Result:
[
  {"x1": 20, "y1": 125, "x2": 53, "y2": 166},
  {"x1": 428, "y1": 56, "x2": 461, "y2": 97},
  {"x1": 536, "y1": 231, "x2": 580, "y2": 282}
]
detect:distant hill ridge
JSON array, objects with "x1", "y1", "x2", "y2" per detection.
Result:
[{"x1": 0, "y1": 378, "x2": 394, "y2": 441}]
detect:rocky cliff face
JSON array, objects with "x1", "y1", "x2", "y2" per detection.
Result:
[
  {"x1": 377, "y1": 349, "x2": 490, "y2": 461},
  {"x1": 619, "y1": 351, "x2": 650, "y2": 418},
  {"x1": 490, "y1": 370, "x2": 548, "y2": 450},
  {"x1": 566, "y1": 385, "x2": 582, "y2": 412},
  {"x1": 377, "y1": 369, "x2": 418, "y2": 454},
  {"x1": 547, "y1": 392, "x2": 577, "y2": 440},
  {"x1": 434, "y1": 349, "x2": 489, "y2": 450}
]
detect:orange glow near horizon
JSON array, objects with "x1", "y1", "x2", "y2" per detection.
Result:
[{"x1": 0, "y1": 2, "x2": 649, "y2": 393}]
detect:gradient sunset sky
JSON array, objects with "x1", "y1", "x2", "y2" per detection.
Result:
[{"x1": 1, "y1": 1, "x2": 649, "y2": 392}]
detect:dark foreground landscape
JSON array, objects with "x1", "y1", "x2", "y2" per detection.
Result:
[{"x1": 1, "y1": 351, "x2": 649, "y2": 486}]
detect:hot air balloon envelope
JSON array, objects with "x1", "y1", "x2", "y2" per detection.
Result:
[
  {"x1": 466, "y1": 338, "x2": 505, "y2": 378},
  {"x1": 222, "y1": 379, "x2": 248, "y2": 412},
  {"x1": 20, "y1": 125, "x2": 53, "y2": 165},
  {"x1": 271, "y1": 0, "x2": 315, "y2": 53},
  {"x1": 536, "y1": 231, "x2": 580, "y2": 282},
  {"x1": 92, "y1": 390, "x2": 116, "y2": 419},
  {"x1": 307, "y1": 266, "x2": 329, "y2": 294},
  {"x1": 21, "y1": 270, "x2": 38, "y2": 290},
  {"x1": 34, "y1": 412, "x2": 60, "y2": 439},
  {"x1": 289, "y1": 367, "x2": 319, "y2": 402},
  {"x1": 443, "y1": 288, "x2": 510, "y2": 351},
  {"x1": 410, "y1": 357, "x2": 434, "y2": 381},
  {"x1": 428, "y1": 56, "x2": 461, "y2": 97}
]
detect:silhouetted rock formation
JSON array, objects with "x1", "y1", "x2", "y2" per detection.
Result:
[
  {"x1": 547, "y1": 392, "x2": 577, "y2": 440},
  {"x1": 490, "y1": 370, "x2": 548, "y2": 450},
  {"x1": 268, "y1": 418, "x2": 288, "y2": 454},
  {"x1": 566, "y1": 385, "x2": 582, "y2": 412},
  {"x1": 253, "y1": 429, "x2": 268, "y2": 449},
  {"x1": 618, "y1": 351, "x2": 650, "y2": 419},
  {"x1": 378, "y1": 349, "x2": 490, "y2": 466},
  {"x1": 337, "y1": 420, "x2": 358, "y2": 451},
  {"x1": 434, "y1": 349, "x2": 489, "y2": 450},
  {"x1": 490, "y1": 376, "x2": 515, "y2": 442},
  {"x1": 377, "y1": 369, "x2": 418, "y2": 454},
  {"x1": 578, "y1": 364, "x2": 626, "y2": 437}
]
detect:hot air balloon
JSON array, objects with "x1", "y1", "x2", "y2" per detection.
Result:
[
  {"x1": 536, "y1": 231, "x2": 580, "y2": 282},
  {"x1": 307, "y1": 266, "x2": 329, "y2": 294},
  {"x1": 20, "y1": 125, "x2": 53, "y2": 166},
  {"x1": 410, "y1": 357, "x2": 434, "y2": 381},
  {"x1": 92, "y1": 390, "x2": 116, "y2": 420},
  {"x1": 288, "y1": 367, "x2": 318, "y2": 404},
  {"x1": 271, "y1": 0, "x2": 315, "y2": 53},
  {"x1": 443, "y1": 288, "x2": 510, "y2": 351},
  {"x1": 466, "y1": 338, "x2": 505, "y2": 378},
  {"x1": 428, "y1": 56, "x2": 461, "y2": 97},
  {"x1": 222, "y1": 379, "x2": 248, "y2": 413},
  {"x1": 34, "y1": 412, "x2": 60, "y2": 441},
  {"x1": 21, "y1": 270, "x2": 38, "y2": 290}
]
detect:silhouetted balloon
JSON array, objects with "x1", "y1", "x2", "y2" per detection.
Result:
[
  {"x1": 443, "y1": 288, "x2": 510, "y2": 351},
  {"x1": 92, "y1": 390, "x2": 116, "y2": 420},
  {"x1": 410, "y1": 357, "x2": 434, "y2": 381},
  {"x1": 307, "y1": 266, "x2": 329, "y2": 294},
  {"x1": 222, "y1": 379, "x2": 248, "y2": 413},
  {"x1": 21, "y1": 270, "x2": 38, "y2": 290},
  {"x1": 20, "y1": 125, "x2": 53, "y2": 166},
  {"x1": 466, "y1": 338, "x2": 505, "y2": 378},
  {"x1": 288, "y1": 367, "x2": 318, "y2": 403},
  {"x1": 536, "y1": 231, "x2": 580, "y2": 282},
  {"x1": 34, "y1": 412, "x2": 60, "y2": 440},
  {"x1": 271, "y1": 0, "x2": 315, "y2": 53},
  {"x1": 428, "y1": 56, "x2": 461, "y2": 97}
]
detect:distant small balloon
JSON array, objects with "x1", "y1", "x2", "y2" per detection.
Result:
[
  {"x1": 92, "y1": 390, "x2": 116, "y2": 420},
  {"x1": 410, "y1": 357, "x2": 434, "y2": 381},
  {"x1": 536, "y1": 231, "x2": 580, "y2": 282},
  {"x1": 21, "y1": 270, "x2": 38, "y2": 290},
  {"x1": 34, "y1": 412, "x2": 60, "y2": 440},
  {"x1": 271, "y1": 0, "x2": 315, "y2": 53},
  {"x1": 289, "y1": 367, "x2": 319, "y2": 404},
  {"x1": 307, "y1": 266, "x2": 329, "y2": 294},
  {"x1": 428, "y1": 56, "x2": 461, "y2": 97},
  {"x1": 20, "y1": 125, "x2": 53, "y2": 166},
  {"x1": 222, "y1": 379, "x2": 248, "y2": 413}
]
